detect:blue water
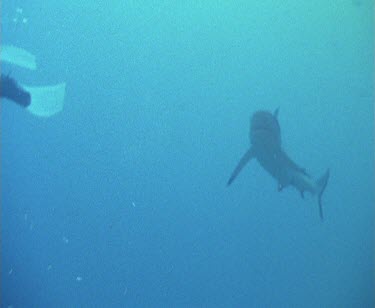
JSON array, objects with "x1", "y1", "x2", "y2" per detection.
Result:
[{"x1": 1, "y1": 1, "x2": 374, "y2": 307}]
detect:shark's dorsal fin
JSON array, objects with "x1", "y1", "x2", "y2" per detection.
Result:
[{"x1": 273, "y1": 107, "x2": 279, "y2": 118}]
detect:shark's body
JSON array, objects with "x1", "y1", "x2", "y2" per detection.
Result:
[{"x1": 227, "y1": 109, "x2": 329, "y2": 220}]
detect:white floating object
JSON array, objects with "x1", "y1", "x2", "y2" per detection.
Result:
[
  {"x1": 1, "y1": 45, "x2": 66, "y2": 117},
  {"x1": 76, "y1": 276, "x2": 83, "y2": 282},
  {"x1": 47, "y1": 265, "x2": 52, "y2": 271},
  {"x1": 24, "y1": 82, "x2": 66, "y2": 117},
  {"x1": 1, "y1": 45, "x2": 36, "y2": 70},
  {"x1": 62, "y1": 236, "x2": 69, "y2": 244},
  {"x1": 132, "y1": 202, "x2": 136, "y2": 207}
]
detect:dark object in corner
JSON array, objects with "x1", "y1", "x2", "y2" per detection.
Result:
[{"x1": 1, "y1": 74, "x2": 31, "y2": 107}]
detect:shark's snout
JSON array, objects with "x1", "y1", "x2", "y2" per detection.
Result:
[{"x1": 250, "y1": 110, "x2": 281, "y2": 147}]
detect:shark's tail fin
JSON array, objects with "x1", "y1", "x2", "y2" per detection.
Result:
[{"x1": 316, "y1": 169, "x2": 330, "y2": 221}]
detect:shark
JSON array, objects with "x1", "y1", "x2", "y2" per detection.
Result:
[{"x1": 227, "y1": 108, "x2": 330, "y2": 220}]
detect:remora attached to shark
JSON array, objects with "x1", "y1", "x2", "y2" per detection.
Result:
[{"x1": 227, "y1": 108, "x2": 330, "y2": 220}]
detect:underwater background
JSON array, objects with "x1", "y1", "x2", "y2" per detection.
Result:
[{"x1": 1, "y1": 1, "x2": 374, "y2": 307}]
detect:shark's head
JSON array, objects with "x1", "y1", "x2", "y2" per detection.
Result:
[{"x1": 250, "y1": 109, "x2": 281, "y2": 148}]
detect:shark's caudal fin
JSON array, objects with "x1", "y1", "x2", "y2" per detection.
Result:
[
  {"x1": 316, "y1": 169, "x2": 330, "y2": 221},
  {"x1": 227, "y1": 148, "x2": 254, "y2": 186}
]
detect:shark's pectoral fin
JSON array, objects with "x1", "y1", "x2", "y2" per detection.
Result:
[
  {"x1": 227, "y1": 148, "x2": 254, "y2": 186},
  {"x1": 300, "y1": 191, "x2": 305, "y2": 199},
  {"x1": 278, "y1": 183, "x2": 284, "y2": 192}
]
